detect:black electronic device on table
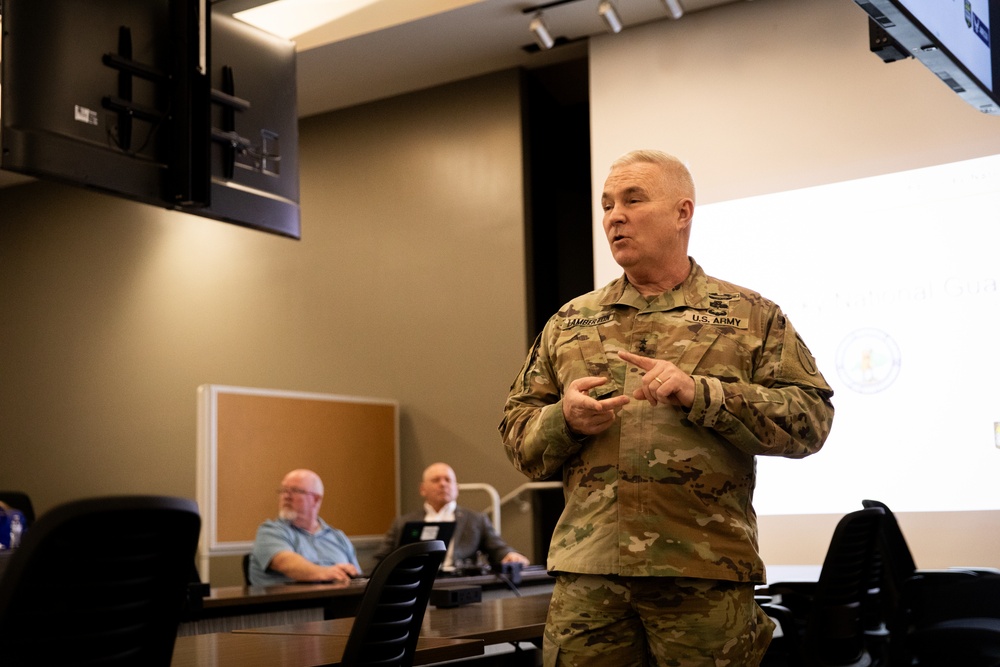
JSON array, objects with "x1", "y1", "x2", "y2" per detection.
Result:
[{"x1": 398, "y1": 521, "x2": 456, "y2": 549}]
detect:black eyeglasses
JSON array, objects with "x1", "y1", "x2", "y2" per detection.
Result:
[{"x1": 276, "y1": 487, "x2": 319, "y2": 498}]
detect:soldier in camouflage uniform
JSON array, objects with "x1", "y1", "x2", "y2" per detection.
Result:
[{"x1": 499, "y1": 150, "x2": 834, "y2": 666}]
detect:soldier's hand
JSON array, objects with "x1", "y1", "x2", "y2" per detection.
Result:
[
  {"x1": 617, "y1": 350, "x2": 695, "y2": 408},
  {"x1": 562, "y1": 376, "x2": 630, "y2": 436}
]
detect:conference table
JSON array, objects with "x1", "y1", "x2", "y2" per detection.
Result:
[
  {"x1": 233, "y1": 592, "x2": 551, "y2": 645},
  {"x1": 180, "y1": 579, "x2": 367, "y2": 634},
  {"x1": 172, "y1": 592, "x2": 550, "y2": 667},
  {"x1": 171, "y1": 632, "x2": 485, "y2": 667},
  {"x1": 180, "y1": 565, "x2": 555, "y2": 635},
  {"x1": 171, "y1": 567, "x2": 820, "y2": 666}
]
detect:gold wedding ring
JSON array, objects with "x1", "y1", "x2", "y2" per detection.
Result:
[{"x1": 653, "y1": 376, "x2": 665, "y2": 385}]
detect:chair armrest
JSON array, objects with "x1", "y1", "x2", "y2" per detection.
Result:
[
  {"x1": 916, "y1": 567, "x2": 1000, "y2": 577},
  {"x1": 758, "y1": 602, "x2": 796, "y2": 637},
  {"x1": 757, "y1": 581, "x2": 817, "y2": 616},
  {"x1": 758, "y1": 600, "x2": 804, "y2": 666},
  {"x1": 948, "y1": 567, "x2": 1000, "y2": 576},
  {"x1": 906, "y1": 569, "x2": 1000, "y2": 624}
]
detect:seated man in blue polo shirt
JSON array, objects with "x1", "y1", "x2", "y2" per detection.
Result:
[{"x1": 248, "y1": 468, "x2": 360, "y2": 586}]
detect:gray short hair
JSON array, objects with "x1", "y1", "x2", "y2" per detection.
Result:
[{"x1": 609, "y1": 149, "x2": 696, "y2": 202}]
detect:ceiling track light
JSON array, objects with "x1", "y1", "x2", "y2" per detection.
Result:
[
  {"x1": 529, "y1": 12, "x2": 555, "y2": 50},
  {"x1": 597, "y1": 0, "x2": 623, "y2": 34},
  {"x1": 662, "y1": 0, "x2": 684, "y2": 20}
]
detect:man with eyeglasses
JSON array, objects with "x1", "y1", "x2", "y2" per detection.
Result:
[{"x1": 248, "y1": 468, "x2": 360, "y2": 586}]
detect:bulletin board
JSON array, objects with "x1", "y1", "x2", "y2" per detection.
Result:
[{"x1": 196, "y1": 384, "x2": 399, "y2": 569}]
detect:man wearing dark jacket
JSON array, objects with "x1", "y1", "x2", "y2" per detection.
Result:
[{"x1": 373, "y1": 462, "x2": 529, "y2": 571}]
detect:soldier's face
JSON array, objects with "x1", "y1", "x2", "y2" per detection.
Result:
[{"x1": 601, "y1": 162, "x2": 687, "y2": 272}]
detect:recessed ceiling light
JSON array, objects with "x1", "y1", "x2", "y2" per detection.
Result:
[{"x1": 234, "y1": 0, "x2": 380, "y2": 39}]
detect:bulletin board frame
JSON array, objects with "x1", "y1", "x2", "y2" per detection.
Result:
[{"x1": 196, "y1": 384, "x2": 399, "y2": 574}]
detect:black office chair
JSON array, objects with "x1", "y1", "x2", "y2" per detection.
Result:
[
  {"x1": 0, "y1": 495, "x2": 201, "y2": 667},
  {"x1": 759, "y1": 507, "x2": 885, "y2": 667},
  {"x1": 861, "y1": 499, "x2": 1000, "y2": 667},
  {"x1": 340, "y1": 539, "x2": 447, "y2": 666},
  {"x1": 0, "y1": 490, "x2": 35, "y2": 526},
  {"x1": 242, "y1": 552, "x2": 252, "y2": 585}
]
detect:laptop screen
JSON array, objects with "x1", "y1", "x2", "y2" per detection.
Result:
[{"x1": 397, "y1": 521, "x2": 456, "y2": 548}]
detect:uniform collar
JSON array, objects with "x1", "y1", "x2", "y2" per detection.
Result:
[{"x1": 600, "y1": 257, "x2": 711, "y2": 312}]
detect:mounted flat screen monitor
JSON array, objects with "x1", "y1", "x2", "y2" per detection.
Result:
[
  {"x1": 199, "y1": 12, "x2": 300, "y2": 239},
  {"x1": 0, "y1": 0, "x2": 301, "y2": 239},
  {"x1": 854, "y1": 0, "x2": 1000, "y2": 115},
  {"x1": 0, "y1": 0, "x2": 176, "y2": 206}
]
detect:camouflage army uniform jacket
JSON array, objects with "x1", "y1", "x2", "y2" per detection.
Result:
[{"x1": 499, "y1": 259, "x2": 834, "y2": 583}]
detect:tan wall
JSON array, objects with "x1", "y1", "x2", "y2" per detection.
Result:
[
  {"x1": 5, "y1": 0, "x2": 997, "y2": 585},
  {"x1": 0, "y1": 70, "x2": 531, "y2": 584},
  {"x1": 588, "y1": 0, "x2": 1000, "y2": 568},
  {"x1": 589, "y1": 0, "x2": 1000, "y2": 207}
]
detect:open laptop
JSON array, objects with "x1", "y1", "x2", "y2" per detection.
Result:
[{"x1": 397, "y1": 521, "x2": 456, "y2": 549}]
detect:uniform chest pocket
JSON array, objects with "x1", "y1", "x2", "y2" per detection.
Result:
[
  {"x1": 673, "y1": 327, "x2": 753, "y2": 381},
  {"x1": 553, "y1": 328, "x2": 621, "y2": 399}
]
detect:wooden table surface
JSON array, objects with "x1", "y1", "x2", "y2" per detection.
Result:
[
  {"x1": 198, "y1": 579, "x2": 367, "y2": 611},
  {"x1": 232, "y1": 592, "x2": 552, "y2": 646},
  {"x1": 171, "y1": 631, "x2": 483, "y2": 667},
  {"x1": 195, "y1": 566, "x2": 552, "y2": 611},
  {"x1": 422, "y1": 593, "x2": 550, "y2": 644}
]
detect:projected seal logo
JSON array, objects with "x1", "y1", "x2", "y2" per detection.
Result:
[{"x1": 835, "y1": 328, "x2": 901, "y2": 394}]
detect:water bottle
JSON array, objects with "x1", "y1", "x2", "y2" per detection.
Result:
[{"x1": 9, "y1": 513, "x2": 23, "y2": 549}]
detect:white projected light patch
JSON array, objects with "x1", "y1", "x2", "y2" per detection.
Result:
[
  {"x1": 596, "y1": 154, "x2": 1000, "y2": 515},
  {"x1": 691, "y1": 155, "x2": 1000, "y2": 515}
]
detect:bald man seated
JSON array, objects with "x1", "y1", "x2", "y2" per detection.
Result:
[
  {"x1": 373, "y1": 462, "x2": 530, "y2": 572},
  {"x1": 248, "y1": 468, "x2": 361, "y2": 586}
]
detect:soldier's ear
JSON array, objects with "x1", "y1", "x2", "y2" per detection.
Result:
[{"x1": 675, "y1": 198, "x2": 694, "y2": 230}]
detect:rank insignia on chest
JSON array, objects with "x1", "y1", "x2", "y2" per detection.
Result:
[{"x1": 707, "y1": 292, "x2": 740, "y2": 315}]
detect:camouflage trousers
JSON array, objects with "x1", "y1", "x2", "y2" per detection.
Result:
[{"x1": 543, "y1": 573, "x2": 774, "y2": 667}]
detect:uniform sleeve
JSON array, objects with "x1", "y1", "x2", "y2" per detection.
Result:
[
  {"x1": 499, "y1": 325, "x2": 585, "y2": 480},
  {"x1": 687, "y1": 309, "x2": 834, "y2": 458}
]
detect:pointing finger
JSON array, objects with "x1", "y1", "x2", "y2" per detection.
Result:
[
  {"x1": 616, "y1": 349, "x2": 655, "y2": 371},
  {"x1": 570, "y1": 376, "x2": 610, "y2": 393}
]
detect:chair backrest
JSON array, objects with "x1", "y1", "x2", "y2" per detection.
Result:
[
  {"x1": 0, "y1": 495, "x2": 201, "y2": 667},
  {"x1": 803, "y1": 506, "x2": 885, "y2": 666},
  {"x1": 863, "y1": 499, "x2": 1000, "y2": 667},
  {"x1": 861, "y1": 499, "x2": 916, "y2": 576},
  {"x1": 242, "y1": 552, "x2": 252, "y2": 585},
  {"x1": 860, "y1": 498, "x2": 917, "y2": 656},
  {"x1": 0, "y1": 490, "x2": 35, "y2": 526},
  {"x1": 341, "y1": 539, "x2": 446, "y2": 667}
]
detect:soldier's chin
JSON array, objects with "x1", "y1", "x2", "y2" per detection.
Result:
[{"x1": 279, "y1": 509, "x2": 297, "y2": 522}]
